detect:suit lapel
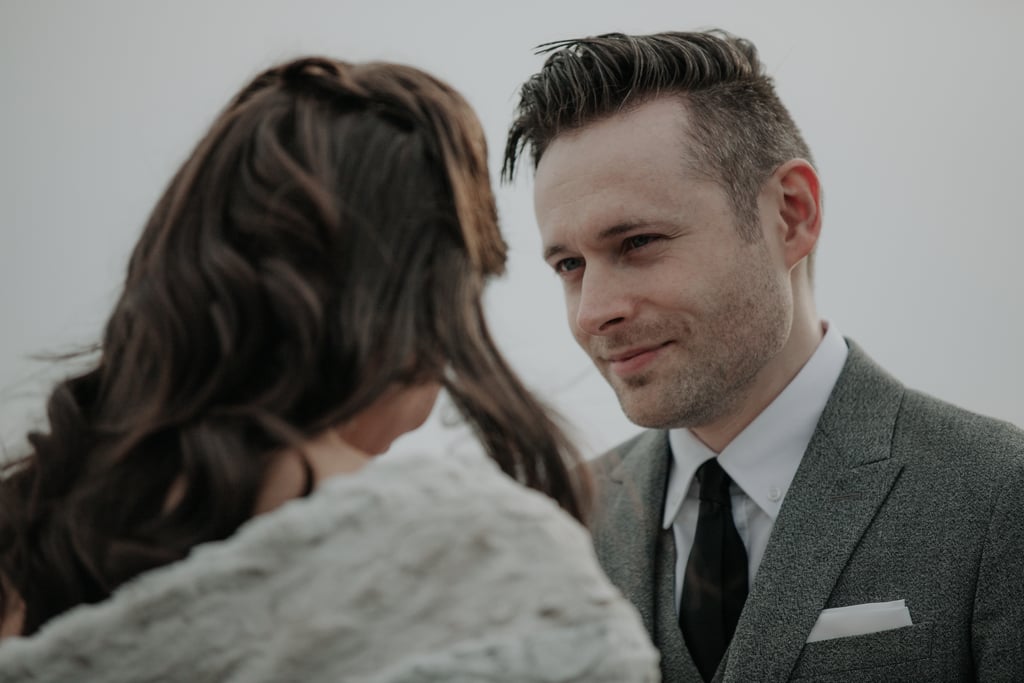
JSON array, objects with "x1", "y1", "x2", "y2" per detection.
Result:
[
  {"x1": 654, "y1": 527, "x2": 704, "y2": 681},
  {"x1": 591, "y1": 431, "x2": 670, "y2": 635},
  {"x1": 722, "y1": 341, "x2": 907, "y2": 683},
  {"x1": 592, "y1": 431, "x2": 704, "y2": 681}
]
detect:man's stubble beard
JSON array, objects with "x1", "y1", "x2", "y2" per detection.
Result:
[{"x1": 600, "y1": 258, "x2": 791, "y2": 431}]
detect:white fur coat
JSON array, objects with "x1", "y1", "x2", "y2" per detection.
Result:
[{"x1": 0, "y1": 448, "x2": 658, "y2": 682}]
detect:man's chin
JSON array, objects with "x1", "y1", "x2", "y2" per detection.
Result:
[
  {"x1": 616, "y1": 394, "x2": 675, "y2": 430},
  {"x1": 614, "y1": 385, "x2": 711, "y2": 431}
]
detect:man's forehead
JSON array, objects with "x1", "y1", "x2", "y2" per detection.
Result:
[
  {"x1": 541, "y1": 97, "x2": 690, "y2": 158},
  {"x1": 534, "y1": 125, "x2": 696, "y2": 245},
  {"x1": 535, "y1": 102, "x2": 695, "y2": 201}
]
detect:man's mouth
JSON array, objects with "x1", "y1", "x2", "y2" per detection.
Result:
[{"x1": 604, "y1": 342, "x2": 672, "y2": 377}]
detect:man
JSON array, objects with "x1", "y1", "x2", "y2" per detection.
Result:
[{"x1": 503, "y1": 31, "x2": 1024, "y2": 682}]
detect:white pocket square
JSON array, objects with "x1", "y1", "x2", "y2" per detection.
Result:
[{"x1": 806, "y1": 600, "x2": 913, "y2": 643}]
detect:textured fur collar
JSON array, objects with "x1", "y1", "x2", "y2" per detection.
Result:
[{"x1": 0, "y1": 449, "x2": 657, "y2": 682}]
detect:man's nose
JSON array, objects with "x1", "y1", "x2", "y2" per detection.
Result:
[{"x1": 574, "y1": 266, "x2": 633, "y2": 336}]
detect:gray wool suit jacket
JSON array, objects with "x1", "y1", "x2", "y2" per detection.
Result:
[{"x1": 589, "y1": 340, "x2": 1024, "y2": 682}]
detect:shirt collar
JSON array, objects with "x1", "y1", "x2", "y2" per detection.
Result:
[{"x1": 662, "y1": 323, "x2": 849, "y2": 529}]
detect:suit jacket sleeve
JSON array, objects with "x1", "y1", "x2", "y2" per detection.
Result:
[{"x1": 972, "y1": 449, "x2": 1024, "y2": 679}]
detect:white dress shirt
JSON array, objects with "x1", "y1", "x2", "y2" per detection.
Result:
[{"x1": 662, "y1": 323, "x2": 849, "y2": 612}]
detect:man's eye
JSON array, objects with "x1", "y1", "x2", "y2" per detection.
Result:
[
  {"x1": 625, "y1": 234, "x2": 657, "y2": 250},
  {"x1": 555, "y1": 257, "x2": 583, "y2": 274}
]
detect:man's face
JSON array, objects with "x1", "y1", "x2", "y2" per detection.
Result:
[{"x1": 533, "y1": 97, "x2": 793, "y2": 430}]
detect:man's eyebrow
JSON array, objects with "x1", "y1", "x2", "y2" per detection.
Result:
[
  {"x1": 543, "y1": 244, "x2": 567, "y2": 261},
  {"x1": 598, "y1": 222, "x2": 649, "y2": 241},
  {"x1": 542, "y1": 222, "x2": 651, "y2": 261}
]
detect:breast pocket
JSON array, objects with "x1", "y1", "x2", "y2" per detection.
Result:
[{"x1": 790, "y1": 622, "x2": 934, "y2": 681}]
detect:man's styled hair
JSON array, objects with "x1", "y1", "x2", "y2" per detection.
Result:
[{"x1": 503, "y1": 30, "x2": 814, "y2": 241}]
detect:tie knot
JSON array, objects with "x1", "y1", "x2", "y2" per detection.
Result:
[{"x1": 696, "y1": 458, "x2": 732, "y2": 505}]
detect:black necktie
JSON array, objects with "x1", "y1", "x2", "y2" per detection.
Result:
[{"x1": 679, "y1": 457, "x2": 749, "y2": 682}]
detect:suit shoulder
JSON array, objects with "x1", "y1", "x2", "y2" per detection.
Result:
[{"x1": 896, "y1": 388, "x2": 1024, "y2": 471}]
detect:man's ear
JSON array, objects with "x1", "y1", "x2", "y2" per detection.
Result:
[{"x1": 771, "y1": 158, "x2": 822, "y2": 271}]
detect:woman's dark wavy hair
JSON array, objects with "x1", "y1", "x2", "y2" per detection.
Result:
[{"x1": 0, "y1": 57, "x2": 591, "y2": 636}]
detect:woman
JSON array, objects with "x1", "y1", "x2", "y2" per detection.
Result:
[{"x1": 0, "y1": 57, "x2": 658, "y2": 680}]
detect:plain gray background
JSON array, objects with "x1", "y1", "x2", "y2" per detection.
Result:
[{"x1": 2, "y1": 0, "x2": 1022, "y2": 460}]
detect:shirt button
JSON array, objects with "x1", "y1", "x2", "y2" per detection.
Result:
[{"x1": 768, "y1": 486, "x2": 782, "y2": 502}]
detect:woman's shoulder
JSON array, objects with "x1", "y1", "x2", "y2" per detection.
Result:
[
  {"x1": 315, "y1": 447, "x2": 596, "y2": 568},
  {"x1": 220, "y1": 446, "x2": 661, "y2": 681},
  {"x1": 309, "y1": 448, "x2": 660, "y2": 680}
]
